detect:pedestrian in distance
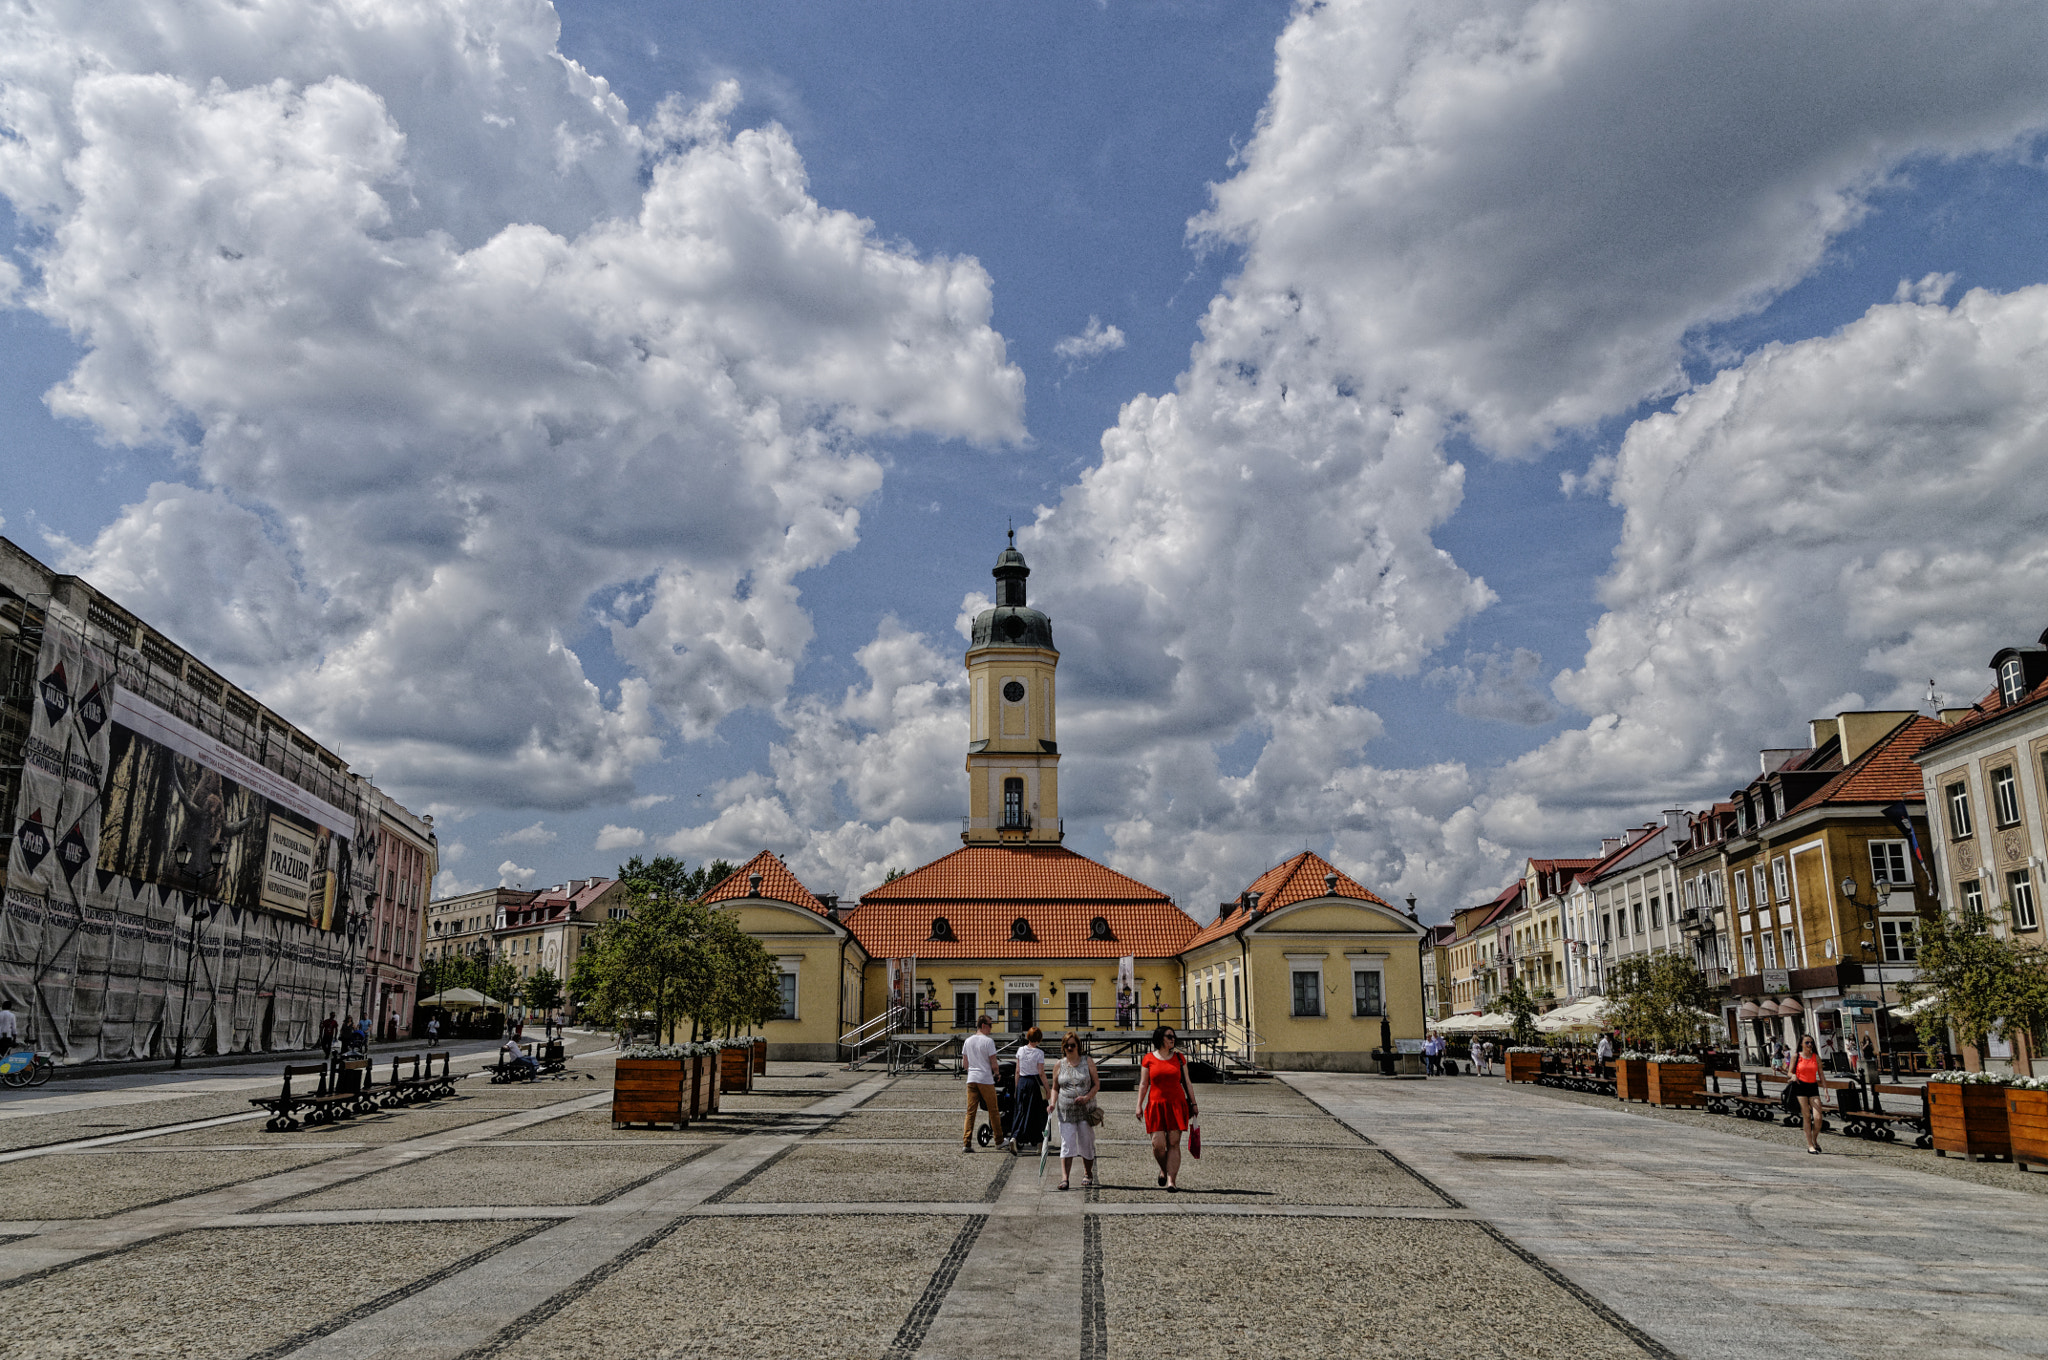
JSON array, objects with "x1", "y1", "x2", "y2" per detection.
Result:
[
  {"x1": 1861, "y1": 1035, "x2": 1877, "y2": 1072},
  {"x1": 961, "y1": 1013, "x2": 1003, "y2": 1152},
  {"x1": 0, "y1": 1000, "x2": 17, "y2": 1056},
  {"x1": 1005, "y1": 1026, "x2": 1048, "y2": 1152},
  {"x1": 1052, "y1": 1030, "x2": 1100, "y2": 1190},
  {"x1": 1780, "y1": 1033, "x2": 1826, "y2": 1153},
  {"x1": 319, "y1": 1012, "x2": 337, "y2": 1059},
  {"x1": 1135, "y1": 1024, "x2": 1196, "y2": 1191},
  {"x1": 1595, "y1": 1030, "x2": 1615, "y2": 1074},
  {"x1": 426, "y1": 1016, "x2": 441, "y2": 1048}
]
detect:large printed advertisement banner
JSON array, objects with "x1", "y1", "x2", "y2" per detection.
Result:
[{"x1": 3, "y1": 626, "x2": 357, "y2": 1062}]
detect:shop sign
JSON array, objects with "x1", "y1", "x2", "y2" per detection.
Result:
[{"x1": 1761, "y1": 968, "x2": 1790, "y2": 992}]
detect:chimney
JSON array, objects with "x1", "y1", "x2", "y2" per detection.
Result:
[
  {"x1": 1662, "y1": 809, "x2": 1687, "y2": 835},
  {"x1": 747, "y1": 872, "x2": 763, "y2": 897},
  {"x1": 1246, "y1": 891, "x2": 1262, "y2": 911},
  {"x1": 1324, "y1": 873, "x2": 1338, "y2": 895},
  {"x1": 1837, "y1": 710, "x2": 1916, "y2": 765},
  {"x1": 818, "y1": 892, "x2": 838, "y2": 912},
  {"x1": 1601, "y1": 837, "x2": 1622, "y2": 856}
]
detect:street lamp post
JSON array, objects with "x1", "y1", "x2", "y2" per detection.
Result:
[
  {"x1": 171, "y1": 841, "x2": 226, "y2": 1070},
  {"x1": 1839, "y1": 875, "x2": 1898, "y2": 1084}
]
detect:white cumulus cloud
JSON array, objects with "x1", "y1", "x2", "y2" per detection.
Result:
[
  {"x1": 594, "y1": 824, "x2": 647, "y2": 851},
  {"x1": 2, "y1": 0, "x2": 1024, "y2": 812},
  {"x1": 496, "y1": 860, "x2": 535, "y2": 888},
  {"x1": 1053, "y1": 316, "x2": 1126, "y2": 369},
  {"x1": 494, "y1": 821, "x2": 557, "y2": 848}
]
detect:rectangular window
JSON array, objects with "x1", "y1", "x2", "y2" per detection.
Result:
[
  {"x1": 1734, "y1": 873, "x2": 1748, "y2": 912},
  {"x1": 1761, "y1": 934, "x2": 1777, "y2": 970},
  {"x1": 1717, "y1": 935, "x2": 1732, "y2": 970},
  {"x1": 1601, "y1": 913, "x2": 1612, "y2": 943},
  {"x1": 1633, "y1": 903, "x2": 1644, "y2": 934},
  {"x1": 1771, "y1": 858, "x2": 1789, "y2": 902},
  {"x1": 1948, "y1": 782, "x2": 1974, "y2": 839},
  {"x1": 1963, "y1": 881, "x2": 1985, "y2": 921},
  {"x1": 1650, "y1": 895, "x2": 1662, "y2": 929},
  {"x1": 1880, "y1": 919, "x2": 1918, "y2": 964},
  {"x1": 1781, "y1": 928, "x2": 1798, "y2": 971},
  {"x1": 775, "y1": 971, "x2": 798, "y2": 1020},
  {"x1": 1067, "y1": 989, "x2": 1090, "y2": 1028},
  {"x1": 1742, "y1": 935, "x2": 1757, "y2": 973},
  {"x1": 1992, "y1": 765, "x2": 2022, "y2": 827},
  {"x1": 1753, "y1": 867, "x2": 1770, "y2": 907},
  {"x1": 1291, "y1": 970, "x2": 1323, "y2": 1017},
  {"x1": 1353, "y1": 969, "x2": 1384, "y2": 1017},
  {"x1": 2011, "y1": 869, "x2": 2039, "y2": 931},
  {"x1": 1868, "y1": 840, "x2": 1910, "y2": 886},
  {"x1": 954, "y1": 991, "x2": 977, "y2": 1029}
]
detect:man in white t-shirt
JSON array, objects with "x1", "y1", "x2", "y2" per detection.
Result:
[
  {"x1": 960, "y1": 1014, "x2": 1002, "y2": 1152},
  {"x1": 0, "y1": 1004, "x2": 17, "y2": 1055}
]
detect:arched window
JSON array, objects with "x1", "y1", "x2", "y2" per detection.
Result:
[
  {"x1": 1003, "y1": 778, "x2": 1025, "y2": 828},
  {"x1": 929, "y1": 916, "x2": 957, "y2": 942},
  {"x1": 1010, "y1": 916, "x2": 1037, "y2": 942}
]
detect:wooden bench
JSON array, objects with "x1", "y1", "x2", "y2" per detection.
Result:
[
  {"x1": 1852, "y1": 1083, "x2": 1933, "y2": 1148},
  {"x1": 248, "y1": 1063, "x2": 330, "y2": 1131}
]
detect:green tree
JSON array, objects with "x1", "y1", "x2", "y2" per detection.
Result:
[
  {"x1": 1603, "y1": 953, "x2": 1711, "y2": 1053},
  {"x1": 883, "y1": 867, "x2": 906, "y2": 883},
  {"x1": 1902, "y1": 907, "x2": 2048, "y2": 1058},
  {"x1": 522, "y1": 966, "x2": 563, "y2": 1017},
  {"x1": 1485, "y1": 974, "x2": 1543, "y2": 1046},
  {"x1": 484, "y1": 958, "x2": 521, "y2": 1004}
]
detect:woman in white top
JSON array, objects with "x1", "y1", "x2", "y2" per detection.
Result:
[
  {"x1": 1009, "y1": 1027, "x2": 1049, "y2": 1150},
  {"x1": 1052, "y1": 1030, "x2": 1100, "y2": 1189}
]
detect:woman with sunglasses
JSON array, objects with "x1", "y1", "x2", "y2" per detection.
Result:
[
  {"x1": 1052, "y1": 1030, "x2": 1100, "y2": 1189},
  {"x1": 1134, "y1": 1025, "x2": 1196, "y2": 1191},
  {"x1": 1780, "y1": 1032, "x2": 1827, "y2": 1154}
]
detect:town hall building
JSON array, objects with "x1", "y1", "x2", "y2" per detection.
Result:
[{"x1": 704, "y1": 539, "x2": 1427, "y2": 1071}]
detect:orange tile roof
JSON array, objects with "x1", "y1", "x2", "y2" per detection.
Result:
[
  {"x1": 847, "y1": 845, "x2": 1199, "y2": 959},
  {"x1": 860, "y1": 845, "x2": 1171, "y2": 903},
  {"x1": 1182, "y1": 851, "x2": 1401, "y2": 951},
  {"x1": 1789, "y1": 714, "x2": 1946, "y2": 812},
  {"x1": 1916, "y1": 672, "x2": 2048, "y2": 758},
  {"x1": 702, "y1": 850, "x2": 827, "y2": 915}
]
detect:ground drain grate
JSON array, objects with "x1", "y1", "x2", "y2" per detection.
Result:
[{"x1": 1454, "y1": 1152, "x2": 1566, "y2": 1163}]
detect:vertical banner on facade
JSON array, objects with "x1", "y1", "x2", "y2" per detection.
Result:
[
  {"x1": 1117, "y1": 955, "x2": 1135, "y2": 1027},
  {"x1": 886, "y1": 957, "x2": 917, "y2": 1027}
]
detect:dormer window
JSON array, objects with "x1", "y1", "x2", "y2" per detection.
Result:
[
  {"x1": 2001, "y1": 656, "x2": 2026, "y2": 706},
  {"x1": 1010, "y1": 916, "x2": 1037, "y2": 942},
  {"x1": 929, "y1": 916, "x2": 957, "y2": 942},
  {"x1": 1089, "y1": 915, "x2": 1115, "y2": 941}
]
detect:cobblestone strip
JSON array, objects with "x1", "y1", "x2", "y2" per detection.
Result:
[
  {"x1": 274, "y1": 1074, "x2": 894, "y2": 1360},
  {"x1": 910, "y1": 1149, "x2": 1085, "y2": 1359},
  {"x1": 1081, "y1": 1212, "x2": 1106, "y2": 1360},
  {"x1": 884, "y1": 1213, "x2": 988, "y2": 1360},
  {"x1": 0, "y1": 1090, "x2": 615, "y2": 1285}
]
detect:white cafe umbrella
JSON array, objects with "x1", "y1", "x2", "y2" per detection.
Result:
[{"x1": 419, "y1": 987, "x2": 502, "y2": 1010}]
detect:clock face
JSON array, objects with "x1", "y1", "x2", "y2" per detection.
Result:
[{"x1": 1002, "y1": 680, "x2": 1026, "y2": 703}]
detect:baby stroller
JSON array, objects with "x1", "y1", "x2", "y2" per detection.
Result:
[{"x1": 972, "y1": 1060, "x2": 1050, "y2": 1150}]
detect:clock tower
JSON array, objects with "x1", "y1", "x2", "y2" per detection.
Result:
[{"x1": 963, "y1": 534, "x2": 1061, "y2": 844}]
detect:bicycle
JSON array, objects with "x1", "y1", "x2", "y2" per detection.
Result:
[{"x1": 0, "y1": 1050, "x2": 52, "y2": 1087}]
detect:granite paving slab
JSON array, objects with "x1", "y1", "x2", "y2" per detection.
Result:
[
  {"x1": 1100, "y1": 1215, "x2": 1653, "y2": 1359},
  {"x1": 0, "y1": 1091, "x2": 261, "y2": 1151},
  {"x1": 479, "y1": 1214, "x2": 965, "y2": 1360},
  {"x1": 10, "y1": 1220, "x2": 539, "y2": 1359},
  {"x1": 719, "y1": 1142, "x2": 1013, "y2": 1204},
  {"x1": 1093, "y1": 1144, "x2": 1445, "y2": 1207},
  {"x1": 280, "y1": 1143, "x2": 713, "y2": 1211},
  {"x1": 0, "y1": 1147, "x2": 348, "y2": 1219}
]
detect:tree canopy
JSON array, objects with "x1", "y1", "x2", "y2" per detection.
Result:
[
  {"x1": 1484, "y1": 974, "x2": 1542, "y2": 1046},
  {"x1": 571, "y1": 856, "x2": 780, "y2": 1041},
  {"x1": 1604, "y1": 953, "x2": 1712, "y2": 1053},
  {"x1": 1901, "y1": 907, "x2": 2048, "y2": 1057}
]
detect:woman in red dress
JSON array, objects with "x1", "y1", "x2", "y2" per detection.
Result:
[{"x1": 1134, "y1": 1025, "x2": 1197, "y2": 1190}]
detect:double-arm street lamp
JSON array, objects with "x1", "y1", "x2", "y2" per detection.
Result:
[
  {"x1": 1839, "y1": 875, "x2": 1900, "y2": 1083},
  {"x1": 171, "y1": 840, "x2": 226, "y2": 1070}
]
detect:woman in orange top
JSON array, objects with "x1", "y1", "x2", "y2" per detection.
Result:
[
  {"x1": 1134, "y1": 1025, "x2": 1197, "y2": 1191},
  {"x1": 1780, "y1": 1033, "x2": 1826, "y2": 1154}
]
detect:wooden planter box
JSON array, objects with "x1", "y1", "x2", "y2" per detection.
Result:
[
  {"x1": 1614, "y1": 1059, "x2": 1648, "y2": 1102},
  {"x1": 753, "y1": 1038, "x2": 768, "y2": 1075},
  {"x1": 1930, "y1": 1081, "x2": 2011, "y2": 1161},
  {"x1": 2006, "y1": 1088, "x2": 2048, "y2": 1172},
  {"x1": 1505, "y1": 1051, "x2": 1544, "y2": 1084},
  {"x1": 719, "y1": 1046, "x2": 753, "y2": 1093},
  {"x1": 612, "y1": 1058, "x2": 688, "y2": 1129},
  {"x1": 1646, "y1": 1061, "x2": 1706, "y2": 1107}
]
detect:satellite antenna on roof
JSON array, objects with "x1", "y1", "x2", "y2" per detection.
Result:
[{"x1": 1925, "y1": 678, "x2": 1943, "y2": 713}]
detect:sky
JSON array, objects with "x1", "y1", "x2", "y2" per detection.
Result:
[{"x1": 4, "y1": 0, "x2": 2048, "y2": 921}]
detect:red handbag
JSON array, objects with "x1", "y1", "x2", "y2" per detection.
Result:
[{"x1": 1188, "y1": 1119, "x2": 1202, "y2": 1159}]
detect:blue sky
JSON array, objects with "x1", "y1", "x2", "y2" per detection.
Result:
[{"x1": 5, "y1": 2, "x2": 2048, "y2": 917}]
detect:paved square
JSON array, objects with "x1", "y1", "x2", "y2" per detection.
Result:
[{"x1": 0, "y1": 1043, "x2": 2045, "y2": 1358}]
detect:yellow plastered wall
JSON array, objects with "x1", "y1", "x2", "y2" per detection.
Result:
[
  {"x1": 859, "y1": 956, "x2": 1185, "y2": 1034},
  {"x1": 1239, "y1": 901, "x2": 1426, "y2": 1060},
  {"x1": 707, "y1": 900, "x2": 859, "y2": 1054}
]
